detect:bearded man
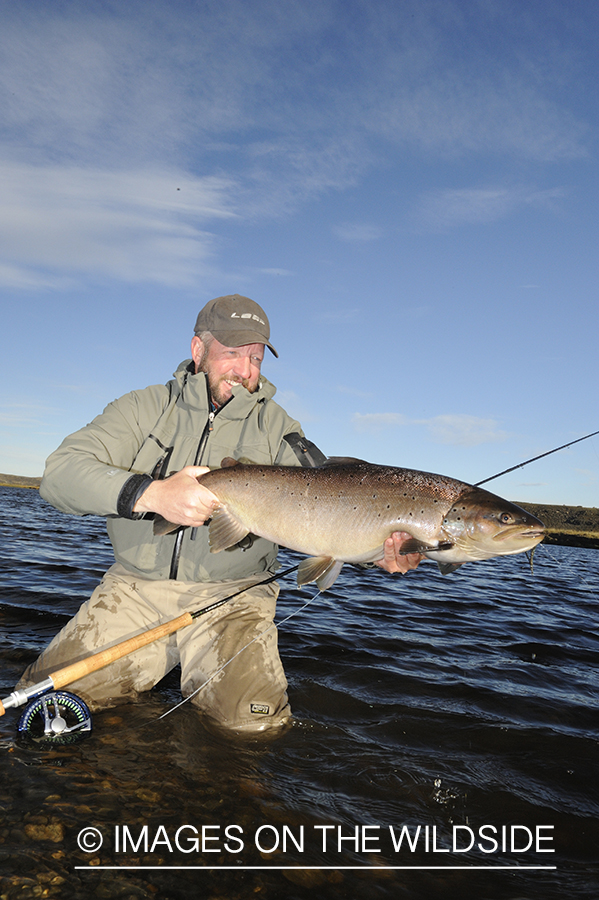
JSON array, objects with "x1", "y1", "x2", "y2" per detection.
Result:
[{"x1": 20, "y1": 295, "x2": 419, "y2": 734}]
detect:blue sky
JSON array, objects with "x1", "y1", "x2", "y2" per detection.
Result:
[{"x1": 1, "y1": 0, "x2": 597, "y2": 506}]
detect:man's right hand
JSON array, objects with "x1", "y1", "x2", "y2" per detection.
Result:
[{"x1": 133, "y1": 466, "x2": 219, "y2": 527}]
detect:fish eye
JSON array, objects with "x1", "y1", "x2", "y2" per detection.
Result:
[{"x1": 499, "y1": 512, "x2": 515, "y2": 524}]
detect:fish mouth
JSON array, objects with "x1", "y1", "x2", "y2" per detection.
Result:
[{"x1": 492, "y1": 527, "x2": 545, "y2": 543}]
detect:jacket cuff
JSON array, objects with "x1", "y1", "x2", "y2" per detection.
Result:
[{"x1": 117, "y1": 474, "x2": 153, "y2": 519}]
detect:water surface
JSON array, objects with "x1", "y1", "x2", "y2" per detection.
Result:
[{"x1": 0, "y1": 487, "x2": 597, "y2": 898}]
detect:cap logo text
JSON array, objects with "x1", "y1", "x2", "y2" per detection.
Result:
[{"x1": 231, "y1": 313, "x2": 266, "y2": 326}]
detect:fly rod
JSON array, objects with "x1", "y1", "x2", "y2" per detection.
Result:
[
  {"x1": 475, "y1": 429, "x2": 599, "y2": 487},
  {"x1": 0, "y1": 564, "x2": 299, "y2": 718}
]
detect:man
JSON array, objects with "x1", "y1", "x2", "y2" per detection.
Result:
[{"x1": 21, "y1": 294, "x2": 420, "y2": 734}]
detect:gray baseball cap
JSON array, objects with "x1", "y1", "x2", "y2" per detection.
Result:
[{"x1": 194, "y1": 294, "x2": 278, "y2": 357}]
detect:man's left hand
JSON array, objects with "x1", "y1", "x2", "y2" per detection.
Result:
[{"x1": 374, "y1": 532, "x2": 423, "y2": 574}]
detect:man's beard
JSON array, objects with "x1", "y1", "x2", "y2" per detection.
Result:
[{"x1": 197, "y1": 352, "x2": 257, "y2": 408}]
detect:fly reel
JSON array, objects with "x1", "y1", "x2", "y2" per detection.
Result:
[{"x1": 17, "y1": 691, "x2": 92, "y2": 747}]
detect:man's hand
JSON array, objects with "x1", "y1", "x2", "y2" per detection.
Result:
[
  {"x1": 374, "y1": 532, "x2": 423, "y2": 574},
  {"x1": 133, "y1": 466, "x2": 220, "y2": 527}
]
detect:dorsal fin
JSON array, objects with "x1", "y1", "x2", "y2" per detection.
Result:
[{"x1": 322, "y1": 456, "x2": 369, "y2": 466}]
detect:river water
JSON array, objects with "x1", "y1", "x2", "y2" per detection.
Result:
[{"x1": 0, "y1": 486, "x2": 597, "y2": 899}]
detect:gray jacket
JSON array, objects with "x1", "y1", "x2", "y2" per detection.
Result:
[{"x1": 40, "y1": 361, "x2": 305, "y2": 583}]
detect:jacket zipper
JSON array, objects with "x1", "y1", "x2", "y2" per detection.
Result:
[{"x1": 168, "y1": 405, "x2": 215, "y2": 580}]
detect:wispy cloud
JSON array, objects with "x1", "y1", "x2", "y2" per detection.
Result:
[
  {"x1": 333, "y1": 222, "x2": 383, "y2": 242},
  {"x1": 575, "y1": 468, "x2": 597, "y2": 485},
  {"x1": 253, "y1": 268, "x2": 295, "y2": 276},
  {"x1": 353, "y1": 413, "x2": 409, "y2": 431},
  {"x1": 352, "y1": 411, "x2": 509, "y2": 446},
  {"x1": 0, "y1": 403, "x2": 61, "y2": 427},
  {"x1": 0, "y1": 1, "x2": 589, "y2": 287},
  {"x1": 423, "y1": 415, "x2": 509, "y2": 446},
  {"x1": 315, "y1": 308, "x2": 361, "y2": 323},
  {"x1": 413, "y1": 185, "x2": 566, "y2": 230},
  {"x1": 0, "y1": 161, "x2": 236, "y2": 287},
  {"x1": 272, "y1": 390, "x2": 318, "y2": 423},
  {"x1": 336, "y1": 385, "x2": 372, "y2": 399}
]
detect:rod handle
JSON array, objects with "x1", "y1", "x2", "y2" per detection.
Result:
[{"x1": 49, "y1": 611, "x2": 194, "y2": 691}]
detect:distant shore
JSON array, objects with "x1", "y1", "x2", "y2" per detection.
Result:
[
  {"x1": 0, "y1": 473, "x2": 42, "y2": 489},
  {"x1": 517, "y1": 502, "x2": 599, "y2": 550},
  {"x1": 1, "y1": 473, "x2": 597, "y2": 550}
]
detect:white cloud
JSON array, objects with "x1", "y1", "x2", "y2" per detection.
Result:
[
  {"x1": 352, "y1": 411, "x2": 508, "y2": 446},
  {"x1": 422, "y1": 414, "x2": 509, "y2": 446},
  {"x1": 414, "y1": 185, "x2": 566, "y2": 230},
  {"x1": 353, "y1": 413, "x2": 409, "y2": 431},
  {"x1": 272, "y1": 390, "x2": 318, "y2": 423},
  {"x1": 0, "y1": 2, "x2": 587, "y2": 174},
  {"x1": 0, "y1": 262, "x2": 76, "y2": 291},
  {"x1": 0, "y1": 2, "x2": 590, "y2": 286},
  {"x1": 0, "y1": 161, "x2": 236, "y2": 287},
  {"x1": 333, "y1": 222, "x2": 383, "y2": 242},
  {"x1": 574, "y1": 468, "x2": 597, "y2": 485},
  {"x1": 0, "y1": 403, "x2": 61, "y2": 427},
  {"x1": 337, "y1": 385, "x2": 372, "y2": 399},
  {"x1": 315, "y1": 308, "x2": 361, "y2": 323}
]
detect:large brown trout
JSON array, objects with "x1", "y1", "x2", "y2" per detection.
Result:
[{"x1": 153, "y1": 459, "x2": 544, "y2": 590}]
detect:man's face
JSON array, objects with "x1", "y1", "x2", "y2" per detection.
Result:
[{"x1": 191, "y1": 335, "x2": 264, "y2": 407}]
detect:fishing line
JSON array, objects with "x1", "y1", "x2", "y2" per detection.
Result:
[
  {"x1": 155, "y1": 583, "x2": 324, "y2": 723},
  {"x1": 5, "y1": 565, "x2": 300, "y2": 743},
  {"x1": 535, "y1": 542, "x2": 599, "y2": 599},
  {"x1": 11, "y1": 428, "x2": 598, "y2": 741}
]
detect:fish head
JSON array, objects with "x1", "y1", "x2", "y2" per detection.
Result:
[{"x1": 440, "y1": 489, "x2": 545, "y2": 562}]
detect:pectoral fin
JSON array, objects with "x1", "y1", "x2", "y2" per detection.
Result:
[
  {"x1": 297, "y1": 556, "x2": 344, "y2": 591},
  {"x1": 208, "y1": 507, "x2": 250, "y2": 553},
  {"x1": 397, "y1": 539, "x2": 454, "y2": 555},
  {"x1": 153, "y1": 515, "x2": 180, "y2": 536},
  {"x1": 437, "y1": 562, "x2": 464, "y2": 575}
]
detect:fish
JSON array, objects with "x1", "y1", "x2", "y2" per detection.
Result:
[{"x1": 153, "y1": 459, "x2": 545, "y2": 591}]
